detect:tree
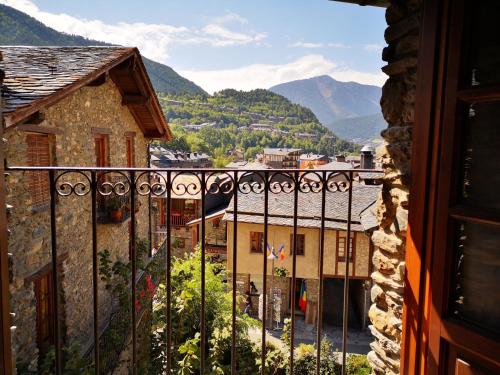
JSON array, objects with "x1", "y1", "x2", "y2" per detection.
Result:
[{"x1": 149, "y1": 249, "x2": 262, "y2": 374}]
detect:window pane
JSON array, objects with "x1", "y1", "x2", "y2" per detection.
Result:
[
  {"x1": 462, "y1": 0, "x2": 500, "y2": 87},
  {"x1": 459, "y1": 102, "x2": 500, "y2": 210},
  {"x1": 450, "y1": 221, "x2": 500, "y2": 337}
]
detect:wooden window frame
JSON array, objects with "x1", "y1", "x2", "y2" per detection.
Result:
[
  {"x1": 125, "y1": 134, "x2": 135, "y2": 168},
  {"x1": 94, "y1": 133, "x2": 110, "y2": 168},
  {"x1": 34, "y1": 271, "x2": 55, "y2": 354},
  {"x1": 250, "y1": 231, "x2": 264, "y2": 253},
  {"x1": 26, "y1": 133, "x2": 53, "y2": 210},
  {"x1": 401, "y1": 0, "x2": 500, "y2": 373},
  {"x1": 337, "y1": 236, "x2": 354, "y2": 263},
  {"x1": 289, "y1": 233, "x2": 305, "y2": 256}
]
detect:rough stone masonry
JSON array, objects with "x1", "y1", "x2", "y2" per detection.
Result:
[{"x1": 368, "y1": 0, "x2": 422, "y2": 374}]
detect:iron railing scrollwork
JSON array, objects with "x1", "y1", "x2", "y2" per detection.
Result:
[{"x1": 4, "y1": 166, "x2": 377, "y2": 375}]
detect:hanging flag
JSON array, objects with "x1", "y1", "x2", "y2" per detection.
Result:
[
  {"x1": 267, "y1": 243, "x2": 277, "y2": 260},
  {"x1": 298, "y1": 280, "x2": 307, "y2": 313},
  {"x1": 278, "y1": 243, "x2": 286, "y2": 260}
]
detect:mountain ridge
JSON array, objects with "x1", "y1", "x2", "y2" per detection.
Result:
[
  {"x1": 0, "y1": 3, "x2": 207, "y2": 96},
  {"x1": 270, "y1": 75, "x2": 382, "y2": 124},
  {"x1": 270, "y1": 75, "x2": 385, "y2": 143}
]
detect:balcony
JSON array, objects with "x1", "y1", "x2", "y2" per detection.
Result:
[{"x1": 5, "y1": 166, "x2": 379, "y2": 375}]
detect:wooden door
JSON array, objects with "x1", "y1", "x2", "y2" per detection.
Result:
[{"x1": 426, "y1": 0, "x2": 500, "y2": 373}]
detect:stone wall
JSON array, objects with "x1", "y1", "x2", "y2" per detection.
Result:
[
  {"x1": 5, "y1": 79, "x2": 150, "y2": 369},
  {"x1": 368, "y1": 1, "x2": 422, "y2": 374}
]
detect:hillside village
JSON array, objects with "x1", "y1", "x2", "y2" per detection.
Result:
[
  {"x1": 2, "y1": 1, "x2": 494, "y2": 375},
  {"x1": 0, "y1": 39, "x2": 382, "y2": 373},
  {"x1": 0, "y1": 3, "x2": 385, "y2": 374}
]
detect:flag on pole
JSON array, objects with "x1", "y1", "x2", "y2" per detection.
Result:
[
  {"x1": 298, "y1": 280, "x2": 307, "y2": 312},
  {"x1": 267, "y1": 243, "x2": 277, "y2": 260},
  {"x1": 278, "y1": 243, "x2": 286, "y2": 260}
]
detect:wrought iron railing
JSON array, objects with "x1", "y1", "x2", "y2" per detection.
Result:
[{"x1": 5, "y1": 166, "x2": 376, "y2": 375}]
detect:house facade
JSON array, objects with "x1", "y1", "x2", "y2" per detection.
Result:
[
  {"x1": 262, "y1": 148, "x2": 301, "y2": 169},
  {"x1": 1, "y1": 46, "x2": 170, "y2": 369},
  {"x1": 224, "y1": 185, "x2": 380, "y2": 328},
  {"x1": 154, "y1": 173, "x2": 231, "y2": 256}
]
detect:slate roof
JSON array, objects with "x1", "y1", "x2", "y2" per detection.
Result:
[
  {"x1": 358, "y1": 171, "x2": 384, "y2": 180},
  {"x1": 225, "y1": 161, "x2": 271, "y2": 169},
  {"x1": 263, "y1": 148, "x2": 302, "y2": 156},
  {"x1": 1, "y1": 46, "x2": 131, "y2": 115},
  {"x1": 223, "y1": 184, "x2": 381, "y2": 232},
  {"x1": 0, "y1": 46, "x2": 171, "y2": 138},
  {"x1": 315, "y1": 161, "x2": 353, "y2": 170}
]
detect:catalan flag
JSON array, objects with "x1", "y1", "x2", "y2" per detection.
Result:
[
  {"x1": 278, "y1": 243, "x2": 286, "y2": 260},
  {"x1": 298, "y1": 280, "x2": 307, "y2": 312}
]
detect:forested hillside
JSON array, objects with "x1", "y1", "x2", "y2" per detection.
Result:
[
  {"x1": 0, "y1": 3, "x2": 207, "y2": 95},
  {"x1": 158, "y1": 89, "x2": 359, "y2": 166}
]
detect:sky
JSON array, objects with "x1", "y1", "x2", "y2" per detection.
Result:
[{"x1": 1, "y1": 0, "x2": 387, "y2": 93}]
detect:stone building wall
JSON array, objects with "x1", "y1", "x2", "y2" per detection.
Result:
[
  {"x1": 5, "y1": 79, "x2": 150, "y2": 368},
  {"x1": 368, "y1": 1, "x2": 422, "y2": 374}
]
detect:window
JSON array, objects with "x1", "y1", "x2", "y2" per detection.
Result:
[
  {"x1": 338, "y1": 237, "x2": 354, "y2": 262},
  {"x1": 212, "y1": 218, "x2": 221, "y2": 228},
  {"x1": 125, "y1": 135, "x2": 135, "y2": 168},
  {"x1": 94, "y1": 134, "x2": 109, "y2": 168},
  {"x1": 34, "y1": 271, "x2": 54, "y2": 353},
  {"x1": 250, "y1": 232, "x2": 264, "y2": 253},
  {"x1": 26, "y1": 134, "x2": 52, "y2": 208},
  {"x1": 289, "y1": 234, "x2": 305, "y2": 255}
]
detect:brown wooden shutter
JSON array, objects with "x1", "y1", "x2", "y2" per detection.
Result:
[
  {"x1": 34, "y1": 271, "x2": 54, "y2": 352},
  {"x1": 26, "y1": 134, "x2": 51, "y2": 208}
]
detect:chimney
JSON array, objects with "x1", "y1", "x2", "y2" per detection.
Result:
[
  {"x1": 360, "y1": 145, "x2": 374, "y2": 169},
  {"x1": 335, "y1": 154, "x2": 346, "y2": 162}
]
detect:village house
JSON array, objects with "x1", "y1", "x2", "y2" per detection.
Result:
[
  {"x1": 299, "y1": 153, "x2": 329, "y2": 169},
  {"x1": 224, "y1": 184, "x2": 380, "y2": 329},
  {"x1": 0, "y1": 1, "x2": 499, "y2": 374},
  {"x1": 154, "y1": 173, "x2": 231, "y2": 256},
  {"x1": 150, "y1": 146, "x2": 212, "y2": 168},
  {"x1": 0, "y1": 46, "x2": 170, "y2": 370},
  {"x1": 262, "y1": 148, "x2": 302, "y2": 169}
]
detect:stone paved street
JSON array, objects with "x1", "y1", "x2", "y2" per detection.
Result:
[{"x1": 249, "y1": 317, "x2": 372, "y2": 355}]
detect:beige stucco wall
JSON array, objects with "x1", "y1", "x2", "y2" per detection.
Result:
[
  {"x1": 226, "y1": 222, "x2": 371, "y2": 280},
  {"x1": 5, "y1": 79, "x2": 150, "y2": 367}
]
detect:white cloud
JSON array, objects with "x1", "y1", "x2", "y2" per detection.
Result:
[
  {"x1": 0, "y1": 0, "x2": 267, "y2": 63},
  {"x1": 213, "y1": 12, "x2": 248, "y2": 26},
  {"x1": 327, "y1": 42, "x2": 349, "y2": 48},
  {"x1": 289, "y1": 41, "x2": 324, "y2": 49},
  {"x1": 363, "y1": 43, "x2": 384, "y2": 53},
  {"x1": 202, "y1": 24, "x2": 267, "y2": 47},
  {"x1": 179, "y1": 54, "x2": 385, "y2": 94},
  {"x1": 289, "y1": 41, "x2": 349, "y2": 49}
]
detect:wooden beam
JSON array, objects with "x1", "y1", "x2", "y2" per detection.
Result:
[
  {"x1": 17, "y1": 125, "x2": 61, "y2": 134},
  {"x1": 87, "y1": 73, "x2": 108, "y2": 87},
  {"x1": 122, "y1": 94, "x2": 150, "y2": 105},
  {"x1": 91, "y1": 127, "x2": 112, "y2": 135},
  {"x1": 20, "y1": 111, "x2": 45, "y2": 125}
]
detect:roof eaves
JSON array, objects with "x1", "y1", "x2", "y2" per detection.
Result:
[{"x1": 4, "y1": 47, "x2": 136, "y2": 128}]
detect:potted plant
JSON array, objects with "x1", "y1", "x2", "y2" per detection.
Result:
[{"x1": 107, "y1": 196, "x2": 123, "y2": 222}]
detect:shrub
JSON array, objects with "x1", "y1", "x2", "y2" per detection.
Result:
[{"x1": 346, "y1": 354, "x2": 371, "y2": 375}]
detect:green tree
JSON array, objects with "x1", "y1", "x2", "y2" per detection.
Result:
[{"x1": 149, "y1": 249, "x2": 261, "y2": 374}]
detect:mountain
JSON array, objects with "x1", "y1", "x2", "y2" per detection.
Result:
[
  {"x1": 327, "y1": 113, "x2": 386, "y2": 144},
  {"x1": 0, "y1": 3, "x2": 207, "y2": 96},
  {"x1": 270, "y1": 75, "x2": 382, "y2": 125}
]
